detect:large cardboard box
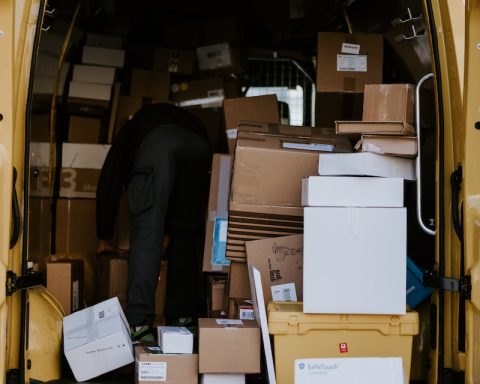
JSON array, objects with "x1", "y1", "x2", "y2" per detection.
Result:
[
  {"x1": 153, "y1": 47, "x2": 195, "y2": 75},
  {"x1": 363, "y1": 84, "x2": 415, "y2": 124},
  {"x1": 303, "y1": 207, "x2": 407, "y2": 314},
  {"x1": 82, "y1": 46, "x2": 126, "y2": 68},
  {"x1": 135, "y1": 345, "x2": 198, "y2": 384},
  {"x1": 231, "y1": 125, "x2": 352, "y2": 207},
  {"x1": 228, "y1": 261, "x2": 251, "y2": 299},
  {"x1": 301, "y1": 176, "x2": 404, "y2": 207},
  {"x1": 130, "y1": 69, "x2": 170, "y2": 100},
  {"x1": 315, "y1": 92, "x2": 363, "y2": 128},
  {"x1": 72, "y1": 65, "x2": 116, "y2": 85},
  {"x1": 63, "y1": 297, "x2": 134, "y2": 382},
  {"x1": 198, "y1": 318, "x2": 260, "y2": 373},
  {"x1": 318, "y1": 152, "x2": 416, "y2": 180},
  {"x1": 245, "y1": 234, "x2": 303, "y2": 307},
  {"x1": 68, "y1": 116, "x2": 102, "y2": 144},
  {"x1": 59, "y1": 168, "x2": 100, "y2": 199},
  {"x1": 226, "y1": 202, "x2": 303, "y2": 262},
  {"x1": 360, "y1": 135, "x2": 417, "y2": 158},
  {"x1": 47, "y1": 260, "x2": 84, "y2": 314},
  {"x1": 171, "y1": 78, "x2": 225, "y2": 108},
  {"x1": 316, "y1": 32, "x2": 383, "y2": 93},
  {"x1": 62, "y1": 143, "x2": 111, "y2": 169},
  {"x1": 203, "y1": 154, "x2": 232, "y2": 273}
]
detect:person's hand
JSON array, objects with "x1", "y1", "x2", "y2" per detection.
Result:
[{"x1": 97, "y1": 239, "x2": 127, "y2": 255}]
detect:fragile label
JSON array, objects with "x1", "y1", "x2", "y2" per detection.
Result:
[
  {"x1": 216, "y1": 319, "x2": 243, "y2": 326},
  {"x1": 72, "y1": 280, "x2": 79, "y2": 311},
  {"x1": 138, "y1": 361, "x2": 167, "y2": 381},
  {"x1": 337, "y1": 54, "x2": 367, "y2": 72},
  {"x1": 341, "y1": 43, "x2": 360, "y2": 55},
  {"x1": 239, "y1": 308, "x2": 255, "y2": 320},
  {"x1": 271, "y1": 283, "x2": 297, "y2": 302},
  {"x1": 282, "y1": 142, "x2": 335, "y2": 152}
]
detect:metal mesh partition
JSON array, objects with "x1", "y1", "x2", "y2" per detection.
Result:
[{"x1": 244, "y1": 57, "x2": 315, "y2": 126}]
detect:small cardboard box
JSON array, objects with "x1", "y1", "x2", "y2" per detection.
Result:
[
  {"x1": 157, "y1": 327, "x2": 194, "y2": 354},
  {"x1": 360, "y1": 135, "x2": 417, "y2": 158},
  {"x1": 135, "y1": 345, "x2": 198, "y2": 384},
  {"x1": 82, "y1": 46, "x2": 126, "y2": 68},
  {"x1": 47, "y1": 260, "x2": 84, "y2": 314},
  {"x1": 96, "y1": 255, "x2": 128, "y2": 309},
  {"x1": 363, "y1": 84, "x2": 415, "y2": 124},
  {"x1": 68, "y1": 116, "x2": 102, "y2": 144},
  {"x1": 61, "y1": 143, "x2": 111, "y2": 169},
  {"x1": 316, "y1": 32, "x2": 383, "y2": 93},
  {"x1": 130, "y1": 69, "x2": 170, "y2": 100},
  {"x1": 63, "y1": 297, "x2": 134, "y2": 382},
  {"x1": 153, "y1": 47, "x2": 195, "y2": 75},
  {"x1": 72, "y1": 64, "x2": 116, "y2": 85},
  {"x1": 201, "y1": 374, "x2": 245, "y2": 384},
  {"x1": 196, "y1": 43, "x2": 242, "y2": 73},
  {"x1": 318, "y1": 152, "x2": 416, "y2": 180},
  {"x1": 203, "y1": 154, "x2": 232, "y2": 273},
  {"x1": 302, "y1": 176, "x2": 404, "y2": 207},
  {"x1": 198, "y1": 318, "x2": 261, "y2": 373},
  {"x1": 210, "y1": 278, "x2": 227, "y2": 313},
  {"x1": 228, "y1": 261, "x2": 251, "y2": 299},
  {"x1": 304, "y1": 207, "x2": 407, "y2": 314},
  {"x1": 59, "y1": 168, "x2": 100, "y2": 199},
  {"x1": 246, "y1": 234, "x2": 303, "y2": 308},
  {"x1": 171, "y1": 78, "x2": 225, "y2": 108}
]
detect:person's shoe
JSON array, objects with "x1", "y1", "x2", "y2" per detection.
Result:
[{"x1": 130, "y1": 325, "x2": 155, "y2": 342}]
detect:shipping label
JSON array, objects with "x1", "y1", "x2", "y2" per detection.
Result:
[
  {"x1": 216, "y1": 319, "x2": 243, "y2": 326},
  {"x1": 341, "y1": 43, "x2": 360, "y2": 55},
  {"x1": 239, "y1": 308, "x2": 255, "y2": 320},
  {"x1": 282, "y1": 142, "x2": 335, "y2": 152},
  {"x1": 337, "y1": 54, "x2": 367, "y2": 72},
  {"x1": 138, "y1": 361, "x2": 167, "y2": 382},
  {"x1": 271, "y1": 282, "x2": 297, "y2": 302}
]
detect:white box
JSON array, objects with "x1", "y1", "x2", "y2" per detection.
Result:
[
  {"x1": 196, "y1": 43, "x2": 232, "y2": 71},
  {"x1": 201, "y1": 374, "x2": 245, "y2": 384},
  {"x1": 62, "y1": 143, "x2": 111, "y2": 169},
  {"x1": 63, "y1": 297, "x2": 134, "y2": 382},
  {"x1": 73, "y1": 64, "x2": 116, "y2": 85},
  {"x1": 294, "y1": 357, "x2": 404, "y2": 384},
  {"x1": 82, "y1": 46, "x2": 126, "y2": 68},
  {"x1": 318, "y1": 152, "x2": 416, "y2": 180},
  {"x1": 157, "y1": 326, "x2": 194, "y2": 354},
  {"x1": 68, "y1": 81, "x2": 112, "y2": 101},
  {"x1": 304, "y1": 207, "x2": 406, "y2": 314},
  {"x1": 302, "y1": 176, "x2": 404, "y2": 207}
]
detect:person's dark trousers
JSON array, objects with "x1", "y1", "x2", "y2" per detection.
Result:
[{"x1": 125, "y1": 124, "x2": 210, "y2": 326}]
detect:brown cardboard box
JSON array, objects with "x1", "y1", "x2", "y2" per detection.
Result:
[
  {"x1": 28, "y1": 197, "x2": 51, "y2": 266},
  {"x1": 130, "y1": 69, "x2": 170, "y2": 100},
  {"x1": 153, "y1": 47, "x2": 195, "y2": 75},
  {"x1": 59, "y1": 168, "x2": 100, "y2": 198},
  {"x1": 245, "y1": 234, "x2": 303, "y2": 309},
  {"x1": 96, "y1": 255, "x2": 128, "y2": 308},
  {"x1": 223, "y1": 95, "x2": 280, "y2": 153},
  {"x1": 203, "y1": 154, "x2": 232, "y2": 273},
  {"x1": 210, "y1": 278, "x2": 227, "y2": 313},
  {"x1": 198, "y1": 318, "x2": 260, "y2": 373},
  {"x1": 47, "y1": 260, "x2": 84, "y2": 314},
  {"x1": 228, "y1": 262, "x2": 251, "y2": 299},
  {"x1": 315, "y1": 92, "x2": 363, "y2": 128},
  {"x1": 68, "y1": 116, "x2": 102, "y2": 144},
  {"x1": 170, "y1": 78, "x2": 225, "y2": 107},
  {"x1": 227, "y1": 298, "x2": 254, "y2": 320},
  {"x1": 230, "y1": 124, "x2": 352, "y2": 206},
  {"x1": 316, "y1": 32, "x2": 383, "y2": 93},
  {"x1": 226, "y1": 202, "x2": 304, "y2": 262},
  {"x1": 135, "y1": 345, "x2": 198, "y2": 384},
  {"x1": 359, "y1": 135, "x2": 417, "y2": 158},
  {"x1": 335, "y1": 120, "x2": 415, "y2": 136},
  {"x1": 31, "y1": 114, "x2": 50, "y2": 142},
  {"x1": 363, "y1": 84, "x2": 415, "y2": 124}
]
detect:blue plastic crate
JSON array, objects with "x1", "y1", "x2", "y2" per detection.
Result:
[{"x1": 407, "y1": 257, "x2": 433, "y2": 309}]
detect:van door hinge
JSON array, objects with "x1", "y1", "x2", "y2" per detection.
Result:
[
  {"x1": 424, "y1": 272, "x2": 471, "y2": 300},
  {"x1": 6, "y1": 271, "x2": 43, "y2": 296}
]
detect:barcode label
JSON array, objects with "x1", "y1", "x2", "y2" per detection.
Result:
[
  {"x1": 337, "y1": 54, "x2": 367, "y2": 72},
  {"x1": 138, "y1": 361, "x2": 167, "y2": 381},
  {"x1": 239, "y1": 308, "x2": 255, "y2": 320},
  {"x1": 216, "y1": 319, "x2": 243, "y2": 326},
  {"x1": 271, "y1": 283, "x2": 297, "y2": 302}
]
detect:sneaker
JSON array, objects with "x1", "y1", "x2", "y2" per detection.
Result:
[{"x1": 130, "y1": 325, "x2": 155, "y2": 342}]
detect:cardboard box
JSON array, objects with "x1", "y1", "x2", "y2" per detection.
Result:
[
  {"x1": 303, "y1": 207, "x2": 406, "y2": 314},
  {"x1": 96, "y1": 255, "x2": 128, "y2": 308},
  {"x1": 62, "y1": 143, "x2": 111, "y2": 169},
  {"x1": 201, "y1": 374, "x2": 245, "y2": 384},
  {"x1": 157, "y1": 327, "x2": 194, "y2": 354},
  {"x1": 228, "y1": 299, "x2": 254, "y2": 320},
  {"x1": 318, "y1": 152, "x2": 416, "y2": 180},
  {"x1": 316, "y1": 32, "x2": 383, "y2": 93},
  {"x1": 301, "y1": 176, "x2": 404, "y2": 207},
  {"x1": 315, "y1": 92, "x2": 363, "y2": 128},
  {"x1": 210, "y1": 279, "x2": 227, "y2": 313},
  {"x1": 171, "y1": 78, "x2": 225, "y2": 108},
  {"x1": 63, "y1": 297, "x2": 134, "y2": 382},
  {"x1": 363, "y1": 84, "x2": 415, "y2": 124},
  {"x1": 59, "y1": 168, "x2": 100, "y2": 199},
  {"x1": 228, "y1": 261, "x2": 251, "y2": 299},
  {"x1": 196, "y1": 43, "x2": 242, "y2": 73},
  {"x1": 153, "y1": 47, "x2": 195, "y2": 75},
  {"x1": 31, "y1": 114, "x2": 50, "y2": 142},
  {"x1": 135, "y1": 345, "x2": 198, "y2": 384},
  {"x1": 231, "y1": 125, "x2": 352, "y2": 206},
  {"x1": 130, "y1": 69, "x2": 170, "y2": 100},
  {"x1": 335, "y1": 120, "x2": 415, "y2": 136},
  {"x1": 198, "y1": 318, "x2": 260, "y2": 373},
  {"x1": 223, "y1": 95, "x2": 279, "y2": 153},
  {"x1": 227, "y1": 202, "x2": 303, "y2": 262},
  {"x1": 82, "y1": 46, "x2": 126, "y2": 68},
  {"x1": 360, "y1": 135, "x2": 417, "y2": 158},
  {"x1": 86, "y1": 33, "x2": 123, "y2": 49},
  {"x1": 47, "y1": 260, "x2": 84, "y2": 314},
  {"x1": 294, "y1": 357, "x2": 404, "y2": 384},
  {"x1": 245, "y1": 234, "x2": 303, "y2": 308},
  {"x1": 72, "y1": 65, "x2": 116, "y2": 85},
  {"x1": 203, "y1": 154, "x2": 232, "y2": 273},
  {"x1": 68, "y1": 116, "x2": 102, "y2": 144},
  {"x1": 68, "y1": 81, "x2": 112, "y2": 102}
]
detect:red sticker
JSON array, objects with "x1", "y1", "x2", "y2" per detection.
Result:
[{"x1": 339, "y1": 343, "x2": 348, "y2": 353}]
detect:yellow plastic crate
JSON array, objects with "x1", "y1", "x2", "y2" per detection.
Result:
[{"x1": 268, "y1": 302, "x2": 419, "y2": 384}]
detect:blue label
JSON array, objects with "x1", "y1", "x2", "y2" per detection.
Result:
[{"x1": 212, "y1": 218, "x2": 230, "y2": 266}]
